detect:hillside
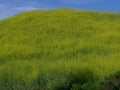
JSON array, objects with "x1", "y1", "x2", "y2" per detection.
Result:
[{"x1": 0, "y1": 9, "x2": 120, "y2": 90}]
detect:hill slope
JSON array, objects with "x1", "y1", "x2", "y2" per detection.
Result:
[{"x1": 0, "y1": 9, "x2": 120, "y2": 90}]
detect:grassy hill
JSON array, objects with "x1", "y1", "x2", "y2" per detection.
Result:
[{"x1": 0, "y1": 9, "x2": 120, "y2": 90}]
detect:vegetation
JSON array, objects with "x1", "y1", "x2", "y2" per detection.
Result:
[{"x1": 0, "y1": 9, "x2": 120, "y2": 90}]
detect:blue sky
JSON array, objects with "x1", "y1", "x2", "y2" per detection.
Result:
[{"x1": 0, "y1": 0, "x2": 120, "y2": 19}]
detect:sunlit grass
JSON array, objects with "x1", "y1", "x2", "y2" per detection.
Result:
[{"x1": 0, "y1": 9, "x2": 120, "y2": 90}]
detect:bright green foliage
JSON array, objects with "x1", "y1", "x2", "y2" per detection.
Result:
[{"x1": 0, "y1": 9, "x2": 120, "y2": 90}]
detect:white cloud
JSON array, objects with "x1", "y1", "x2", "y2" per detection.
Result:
[
  {"x1": 60, "y1": 0, "x2": 101, "y2": 5},
  {"x1": 15, "y1": 6, "x2": 40, "y2": 11}
]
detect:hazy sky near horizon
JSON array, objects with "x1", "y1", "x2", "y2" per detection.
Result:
[{"x1": 0, "y1": 0, "x2": 120, "y2": 19}]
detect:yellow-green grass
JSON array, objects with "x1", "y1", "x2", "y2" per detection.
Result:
[{"x1": 0, "y1": 9, "x2": 120, "y2": 90}]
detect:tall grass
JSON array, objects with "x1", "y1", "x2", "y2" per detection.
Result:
[{"x1": 0, "y1": 9, "x2": 120, "y2": 90}]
